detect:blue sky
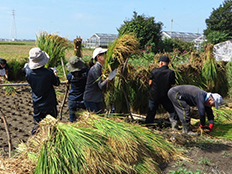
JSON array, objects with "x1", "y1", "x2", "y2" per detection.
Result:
[{"x1": 0, "y1": 0, "x2": 224, "y2": 41}]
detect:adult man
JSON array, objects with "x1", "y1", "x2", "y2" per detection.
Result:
[
  {"x1": 26, "y1": 47, "x2": 60, "y2": 134},
  {"x1": 0, "y1": 58, "x2": 9, "y2": 81},
  {"x1": 145, "y1": 56, "x2": 177, "y2": 129},
  {"x1": 168, "y1": 85, "x2": 223, "y2": 135}
]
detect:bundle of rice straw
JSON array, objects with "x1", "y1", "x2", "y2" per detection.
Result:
[
  {"x1": 105, "y1": 33, "x2": 139, "y2": 72},
  {"x1": 0, "y1": 113, "x2": 177, "y2": 174}
]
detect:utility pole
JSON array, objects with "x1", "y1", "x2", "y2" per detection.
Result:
[
  {"x1": 10, "y1": 9, "x2": 17, "y2": 41},
  {"x1": 170, "y1": 19, "x2": 173, "y2": 38}
]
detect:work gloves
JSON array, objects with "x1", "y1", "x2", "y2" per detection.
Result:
[{"x1": 200, "y1": 123, "x2": 213, "y2": 132}]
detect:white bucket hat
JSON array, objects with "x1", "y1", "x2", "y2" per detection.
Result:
[
  {"x1": 28, "y1": 47, "x2": 50, "y2": 69},
  {"x1": 212, "y1": 93, "x2": 223, "y2": 109},
  {"x1": 92, "y1": 47, "x2": 107, "y2": 59}
]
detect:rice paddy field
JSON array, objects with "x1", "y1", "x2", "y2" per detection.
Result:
[
  {"x1": 0, "y1": 41, "x2": 93, "y2": 63},
  {"x1": 0, "y1": 40, "x2": 232, "y2": 174}
]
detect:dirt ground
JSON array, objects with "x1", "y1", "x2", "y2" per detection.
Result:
[
  {"x1": 0, "y1": 84, "x2": 70, "y2": 157},
  {"x1": 0, "y1": 84, "x2": 232, "y2": 174}
]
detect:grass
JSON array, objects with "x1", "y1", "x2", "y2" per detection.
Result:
[
  {"x1": 197, "y1": 157, "x2": 211, "y2": 165},
  {"x1": 168, "y1": 168, "x2": 202, "y2": 174}
]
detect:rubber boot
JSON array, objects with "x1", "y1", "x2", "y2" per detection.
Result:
[
  {"x1": 182, "y1": 123, "x2": 198, "y2": 136},
  {"x1": 169, "y1": 117, "x2": 178, "y2": 131}
]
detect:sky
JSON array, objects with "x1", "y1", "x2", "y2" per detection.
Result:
[{"x1": 0, "y1": 0, "x2": 225, "y2": 41}]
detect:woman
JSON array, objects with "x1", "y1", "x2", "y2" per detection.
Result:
[
  {"x1": 66, "y1": 56, "x2": 89, "y2": 122},
  {"x1": 26, "y1": 47, "x2": 60, "y2": 134},
  {"x1": 83, "y1": 47, "x2": 111, "y2": 114}
]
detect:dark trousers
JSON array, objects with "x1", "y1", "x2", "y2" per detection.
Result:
[
  {"x1": 84, "y1": 100, "x2": 103, "y2": 114},
  {"x1": 68, "y1": 100, "x2": 86, "y2": 122},
  {"x1": 168, "y1": 89, "x2": 191, "y2": 124},
  {"x1": 145, "y1": 99, "x2": 175, "y2": 124},
  {"x1": 31, "y1": 106, "x2": 58, "y2": 135}
]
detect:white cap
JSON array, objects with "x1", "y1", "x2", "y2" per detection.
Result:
[
  {"x1": 212, "y1": 93, "x2": 223, "y2": 109},
  {"x1": 93, "y1": 47, "x2": 107, "y2": 59}
]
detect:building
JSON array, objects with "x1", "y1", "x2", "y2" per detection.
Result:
[
  {"x1": 161, "y1": 31, "x2": 206, "y2": 50},
  {"x1": 84, "y1": 33, "x2": 118, "y2": 48}
]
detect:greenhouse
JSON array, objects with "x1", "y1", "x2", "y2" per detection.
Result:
[
  {"x1": 161, "y1": 31, "x2": 206, "y2": 50},
  {"x1": 84, "y1": 33, "x2": 118, "y2": 48}
]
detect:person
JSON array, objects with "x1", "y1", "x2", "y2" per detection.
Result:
[
  {"x1": 168, "y1": 85, "x2": 223, "y2": 135},
  {"x1": 145, "y1": 56, "x2": 177, "y2": 130},
  {"x1": 83, "y1": 47, "x2": 116, "y2": 114},
  {"x1": 0, "y1": 58, "x2": 9, "y2": 82},
  {"x1": 26, "y1": 47, "x2": 60, "y2": 134},
  {"x1": 66, "y1": 56, "x2": 89, "y2": 122},
  {"x1": 21, "y1": 62, "x2": 30, "y2": 75}
]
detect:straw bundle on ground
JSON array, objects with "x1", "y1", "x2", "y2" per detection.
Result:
[{"x1": 0, "y1": 113, "x2": 177, "y2": 174}]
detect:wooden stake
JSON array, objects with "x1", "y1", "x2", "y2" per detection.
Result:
[
  {"x1": 0, "y1": 109, "x2": 12, "y2": 157},
  {"x1": 59, "y1": 57, "x2": 69, "y2": 120},
  {"x1": 0, "y1": 81, "x2": 67, "y2": 87}
]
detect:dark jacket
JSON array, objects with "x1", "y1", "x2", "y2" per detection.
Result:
[
  {"x1": 149, "y1": 65, "x2": 175, "y2": 102},
  {"x1": 67, "y1": 68, "x2": 89, "y2": 101},
  {"x1": 170, "y1": 85, "x2": 214, "y2": 121},
  {"x1": 26, "y1": 67, "x2": 60, "y2": 110},
  {"x1": 83, "y1": 62, "x2": 108, "y2": 103}
]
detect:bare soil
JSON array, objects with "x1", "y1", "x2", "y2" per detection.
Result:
[
  {"x1": 0, "y1": 84, "x2": 70, "y2": 157},
  {"x1": 0, "y1": 84, "x2": 232, "y2": 174}
]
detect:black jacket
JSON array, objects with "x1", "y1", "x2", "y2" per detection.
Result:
[
  {"x1": 26, "y1": 67, "x2": 60, "y2": 110},
  {"x1": 149, "y1": 65, "x2": 175, "y2": 102}
]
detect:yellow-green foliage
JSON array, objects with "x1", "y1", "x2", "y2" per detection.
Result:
[
  {"x1": 36, "y1": 31, "x2": 71, "y2": 68},
  {"x1": 211, "y1": 107, "x2": 232, "y2": 139},
  {"x1": 202, "y1": 44, "x2": 218, "y2": 91}
]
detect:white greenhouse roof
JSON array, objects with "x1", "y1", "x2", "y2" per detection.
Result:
[{"x1": 161, "y1": 31, "x2": 205, "y2": 42}]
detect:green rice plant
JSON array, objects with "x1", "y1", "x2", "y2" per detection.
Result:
[
  {"x1": 129, "y1": 51, "x2": 155, "y2": 68},
  {"x1": 226, "y1": 61, "x2": 232, "y2": 97},
  {"x1": 201, "y1": 44, "x2": 217, "y2": 91},
  {"x1": 210, "y1": 107, "x2": 232, "y2": 139},
  {"x1": 168, "y1": 168, "x2": 202, "y2": 174},
  {"x1": 2, "y1": 81, "x2": 16, "y2": 95},
  {"x1": 104, "y1": 33, "x2": 139, "y2": 113},
  {"x1": 213, "y1": 107, "x2": 232, "y2": 123},
  {"x1": 197, "y1": 157, "x2": 211, "y2": 165},
  {"x1": 13, "y1": 113, "x2": 177, "y2": 174},
  {"x1": 128, "y1": 66, "x2": 150, "y2": 114},
  {"x1": 8, "y1": 58, "x2": 28, "y2": 80},
  {"x1": 36, "y1": 31, "x2": 72, "y2": 68}
]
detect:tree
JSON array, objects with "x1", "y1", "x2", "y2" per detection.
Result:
[
  {"x1": 117, "y1": 11, "x2": 163, "y2": 53},
  {"x1": 204, "y1": 0, "x2": 232, "y2": 44}
]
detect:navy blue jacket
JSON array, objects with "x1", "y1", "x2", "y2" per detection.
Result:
[
  {"x1": 26, "y1": 67, "x2": 60, "y2": 110},
  {"x1": 67, "y1": 68, "x2": 89, "y2": 101}
]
